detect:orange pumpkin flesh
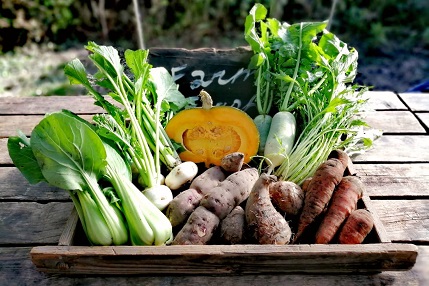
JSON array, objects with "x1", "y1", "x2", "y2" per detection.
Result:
[{"x1": 165, "y1": 91, "x2": 259, "y2": 167}]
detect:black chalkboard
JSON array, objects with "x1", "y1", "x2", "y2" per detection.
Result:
[{"x1": 148, "y1": 47, "x2": 258, "y2": 116}]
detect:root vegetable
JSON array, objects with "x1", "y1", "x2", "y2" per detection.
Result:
[
  {"x1": 246, "y1": 173, "x2": 292, "y2": 245},
  {"x1": 219, "y1": 206, "x2": 246, "y2": 244},
  {"x1": 264, "y1": 111, "x2": 297, "y2": 171},
  {"x1": 221, "y1": 152, "x2": 245, "y2": 173},
  {"x1": 166, "y1": 188, "x2": 203, "y2": 227},
  {"x1": 300, "y1": 177, "x2": 312, "y2": 193},
  {"x1": 143, "y1": 184, "x2": 174, "y2": 211},
  {"x1": 200, "y1": 167, "x2": 259, "y2": 220},
  {"x1": 338, "y1": 209, "x2": 374, "y2": 244},
  {"x1": 171, "y1": 206, "x2": 220, "y2": 245},
  {"x1": 294, "y1": 151, "x2": 349, "y2": 242},
  {"x1": 254, "y1": 114, "x2": 272, "y2": 155},
  {"x1": 166, "y1": 165, "x2": 227, "y2": 227},
  {"x1": 315, "y1": 176, "x2": 365, "y2": 244},
  {"x1": 269, "y1": 180, "x2": 304, "y2": 217},
  {"x1": 189, "y1": 166, "x2": 226, "y2": 195},
  {"x1": 165, "y1": 161, "x2": 199, "y2": 190}
]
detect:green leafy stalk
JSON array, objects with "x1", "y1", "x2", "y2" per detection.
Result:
[
  {"x1": 64, "y1": 42, "x2": 195, "y2": 188},
  {"x1": 245, "y1": 4, "x2": 377, "y2": 184},
  {"x1": 7, "y1": 111, "x2": 130, "y2": 246}
]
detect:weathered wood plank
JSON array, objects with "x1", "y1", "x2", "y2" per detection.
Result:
[
  {"x1": 364, "y1": 91, "x2": 407, "y2": 110},
  {"x1": 354, "y1": 163, "x2": 429, "y2": 197},
  {"x1": 0, "y1": 246, "x2": 426, "y2": 286},
  {"x1": 0, "y1": 114, "x2": 94, "y2": 138},
  {"x1": 0, "y1": 202, "x2": 73, "y2": 245},
  {"x1": 352, "y1": 135, "x2": 429, "y2": 162},
  {"x1": 0, "y1": 167, "x2": 68, "y2": 201},
  {"x1": 363, "y1": 111, "x2": 426, "y2": 133},
  {"x1": 398, "y1": 92, "x2": 429, "y2": 112},
  {"x1": 30, "y1": 243, "x2": 418, "y2": 275},
  {"x1": 2, "y1": 163, "x2": 427, "y2": 202},
  {"x1": 371, "y1": 200, "x2": 429, "y2": 243},
  {"x1": 0, "y1": 96, "x2": 103, "y2": 115},
  {"x1": 416, "y1": 112, "x2": 429, "y2": 130},
  {"x1": 0, "y1": 138, "x2": 11, "y2": 164}
]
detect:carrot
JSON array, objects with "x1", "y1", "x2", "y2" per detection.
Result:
[
  {"x1": 338, "y1": 209, "x2": 374, "y2": 244},
  {"x1": 294, "y1": 150, "x2": 349, "y2": 242},
  {"x1": 245, "y1": 173, "x2": 292, "y2": 245},
  {"x1": 315, "y1": 176, "x2": 365, "y2": 244}
]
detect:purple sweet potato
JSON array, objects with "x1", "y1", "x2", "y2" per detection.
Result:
[
  {"x1": 171, "y1": 206, "x2": 220, "y2": 245},
  {"x1": 200, "y1": 167, "x2": 259, "y2": 220},
  {"x1": 219, "y1": 206, "x2": 246, "y2": 244},
  {"x1": 166, "y1": 188, "x2": 203, "y2": 227}
]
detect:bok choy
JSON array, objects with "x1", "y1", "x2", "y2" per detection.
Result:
[{"x1": 8, "y1": 110, "x2": 173, "y2": 246}]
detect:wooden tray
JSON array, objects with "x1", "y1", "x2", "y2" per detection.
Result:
[
  {"x1": 29, "y1": 48, "x2": 418, "y2": 275},
  {"x1": 30, "y1": 195, "x2": 418, "y2": 275}
]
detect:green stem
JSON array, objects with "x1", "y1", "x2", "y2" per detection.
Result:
[{"x1": 280, "y1": 22, "x2": 304, "y2": 111}]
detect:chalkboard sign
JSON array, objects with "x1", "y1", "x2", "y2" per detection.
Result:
[{"x1": 148, "y1": 47, "x2": 258, "y2": 116}]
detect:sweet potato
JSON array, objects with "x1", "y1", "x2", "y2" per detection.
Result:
[
  {"x1": 220, "y1": 152, "x2": 245, "y2": 173},
  {"x1": 338, "y1": 209, "x2": 374, "y2": 244},
  {"x1": 294, "y1": 150, "x2": 349, "y2": 242},
  {"x1": 166, "y1": 166, "x2": 226, "y2": 227},
  {"x1": 189, "y1": 165, "x2": 226, "y2": 195},
  {"x1": 245, "y1": 173, "x2": 292, "y2": 245},
  {"x1": 315, "y1": 176, "x2": 365, "y2": 244},
  {"x1": 171, "y1": 206, "x2": 220, "y2": 245},
  {"x1": 166, "y1": 188, "x2": 203, "y2": 227},
  {"x1": 200, "y1": 167, "x2": 259, "y2": 220},
  {"x1": 269, "y1": 180, "x2": 304, "y2": 217},
  {"x1": 219, "y1": 206, "x2": 246, "y2": 244}
]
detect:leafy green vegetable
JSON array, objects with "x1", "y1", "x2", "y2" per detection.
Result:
[
  {"x1": 7, "y1": 130, "x2": 45, "y2": 184},
  {"x1": 245, "y1": 4, "x2": 378, "y2": 184},
  {"x1": 8, "y1": 110, "x2": 173, "y2": 246},
  {"x1": 64, "y1": 42, "x2": 195, "y2": 189}
]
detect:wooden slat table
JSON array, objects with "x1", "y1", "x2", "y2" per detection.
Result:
[{"x1": 1, "y1": 91, "x2": 428, "y2": 285}]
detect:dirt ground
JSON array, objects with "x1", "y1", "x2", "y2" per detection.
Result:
[{"x1": 356, "y1": 47, "x2": 429, "y2": 93}]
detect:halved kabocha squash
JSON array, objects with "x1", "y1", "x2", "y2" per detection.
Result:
[{"x1": 165, "y1": 90, "x2": 259, "y2": 167}]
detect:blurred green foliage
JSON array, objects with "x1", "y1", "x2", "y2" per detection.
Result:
[
  {"x1": 1, "y1": 0, "x2": 428, "y2": 95},
  {"x1": 1, "y1": 0, "x2": 428, "y2": 54}
]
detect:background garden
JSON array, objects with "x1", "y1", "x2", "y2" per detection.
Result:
[{"x1": 1, "y1": 0, "x2": 428, "y2": 97}]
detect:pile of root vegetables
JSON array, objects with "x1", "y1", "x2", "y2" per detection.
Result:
[{"x1": 167, "y1": 150, "x2": 374, "y2": 245}]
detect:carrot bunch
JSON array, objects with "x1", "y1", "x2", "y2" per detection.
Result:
[{"x1": 293, "y1": 150, "x2": 374, "y2": 244}]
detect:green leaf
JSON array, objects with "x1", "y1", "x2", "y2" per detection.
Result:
[
  {"x1": 86, "y1": 42, "x2": 123, "y2": 78},
  {"x1": 64, "y1": 59, "x2": 98, "y2": 95},
  {"x1": 124, "y1": 49, "x2": 150, "y2": 80},
  {"x1": 149, "y1": 67, "x2": 190, "y2": 112},
  {"x1": 249, "y1": 53, "x2": 265, "y2": 69},
  {"x1": 244, "y1": 4, "x2": 268, "y2": 52},
  {"x1": 30, "y1": 111, "x2": 106, "y2": 191},
  {"x1": 7, "y1": 131, "x2": 46, "y2": 184}
]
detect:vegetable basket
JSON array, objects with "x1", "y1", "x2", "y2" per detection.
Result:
[{"x1": 29, "y1": 48, "x2": 417, "y2": 275}]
